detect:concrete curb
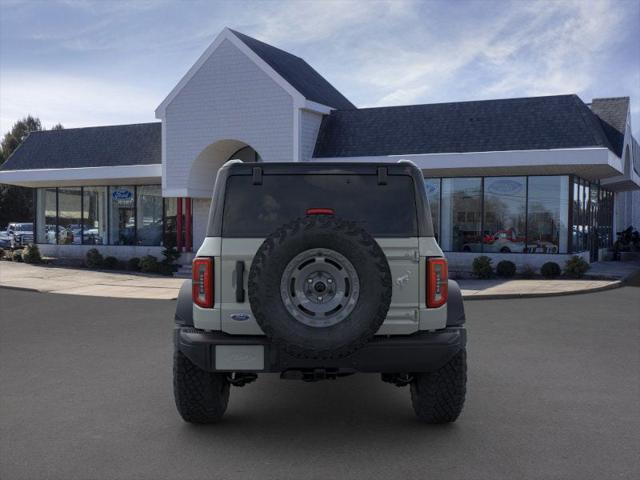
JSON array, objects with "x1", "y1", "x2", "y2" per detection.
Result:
[
  {"x1": 0, "y1": 284, "x2": 178, "y2": 300},
  {"x1": 0, "y1": 285, "x2": 40, "y2": 293},
  {"x1": 461, "y1": 280, "x2": 623, "y2": 301}
]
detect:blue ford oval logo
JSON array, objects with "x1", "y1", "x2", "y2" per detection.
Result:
[
  {"x1": 111, "y1": 189, "x2": 132, "y2": 200},
  {"x1": 230, "y1": 313, "x2": 251, "y2": 321},
  {"x1": 487, "y1": 179, "x2": 523, "y2": 195}
]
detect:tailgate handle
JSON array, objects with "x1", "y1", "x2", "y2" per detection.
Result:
[{"x1": 235, "y1": 261, "x2": 245, "y2": 303}]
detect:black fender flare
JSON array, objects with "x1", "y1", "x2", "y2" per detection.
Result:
[
  {"x1": 175, "y1": 280, "x2": 194, "y2": 326},
  {"x1": 447, "y1": 280, "x2": 466, "y2": 326}
]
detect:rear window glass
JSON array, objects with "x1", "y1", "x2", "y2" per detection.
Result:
[{"x1": 222, "y1": 174, "x2": 418, "y2": 237}]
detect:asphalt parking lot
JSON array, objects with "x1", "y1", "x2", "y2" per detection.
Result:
[{"x1": 1, "y1": 283, "x2": 639, "y2": 480}]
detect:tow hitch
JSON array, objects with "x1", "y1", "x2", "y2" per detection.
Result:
[
  {"x1": 280, "y1": 369, "x2": 354, "y2": 382},
  {"x1": 227, "y1": 372, "x2": 258, "y2": 387}
]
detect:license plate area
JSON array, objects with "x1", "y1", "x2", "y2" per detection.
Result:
[{"x1": 215, "y1": 345, "x2": 264, "y2": 371}]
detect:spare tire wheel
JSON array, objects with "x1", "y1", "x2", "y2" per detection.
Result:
[{"x1": 248, "y1": 215, "x2": 392, "y2": 359}]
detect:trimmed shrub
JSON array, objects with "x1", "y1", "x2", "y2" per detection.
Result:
[
  {"x1": 472, "y1": 256, "x2": 493, "y2": 279},
  {"x1": 140, "y1": 255, "x2": 159, "y2": 273},
  {"x1": 158, "y1": 262, "x2": 174, "y2": 276},
  {"x1": 496, "y1": 260, "x2": 516, "y2": 278},
  {"x1": 564, "y1": 255, "x2": 590, "y2": 278},
  {"x1": 161, "y1": 246, "x2": 180, "y2": 266},
  {"x1": 540, "y1": 262, "x2": 561, "y2": 279},
  {"x1": 85, "y1": 248, "x2": 104, "y2": 269},
  {"x1": 127, "y1": 257, "x2": 141, "y2": 271},
  {"x1": 0, "y1": 248, "x2": 5, "y2": 260},
  {"x1": 12, "y1": 250, "x2": 23, "y2": 262},
  {"x1": 103, "y1": 256, "x2": 118, "y2": 270},
  {"x1": 22, "y1": 244, "x2": 42, "y2": 264},
  {"x1": 520, "y1": 264, "x2": 536, "y2": 279}
]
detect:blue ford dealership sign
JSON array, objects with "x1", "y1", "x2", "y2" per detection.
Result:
[
  {"x1": 487, "y1": 179, "x2": 523, "y2": 195},
  {"x1": 111, "y1": 189, "x2": 133, "y2": 201}
]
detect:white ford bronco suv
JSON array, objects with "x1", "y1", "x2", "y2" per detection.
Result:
[{"x1": 173, "y1": 161, "x2": 467, "y2": 424}]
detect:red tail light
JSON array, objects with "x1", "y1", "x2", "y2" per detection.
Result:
[
  {"x1": 427, "y1": 258, "x2": 448, "y2": 308},
  {"x1": 306, "y1": 208, "x2": 335, "y2": 215},
  {"x1": 192, "y1": 257, "x2": 214, "y2": 308}
]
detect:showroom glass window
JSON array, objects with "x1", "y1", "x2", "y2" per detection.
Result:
[
  {"x1": 572, "y1": 178, "x2": 580, "y2": 251},
  {"x1": 483, "y1": 177, "x2": 526, "y2": 253},
  {"x1": 109, "y1": 186, "x2": 136, "y2": 245},
  {"x1": 424, "y1": 178, "x2": 441, "y2": 241},
  {"x1": 578, "y1": 179, "x2": 586, "y2": 251},
  {"x1": 36, "y1": 188, "x2": 57, "y2": 244},
  {"x1": 526, "y1": 176, "x2": 569, "y2": 253},
  {"x1": 597, "y1": 189, "x2": 613, "y2": 248},
  {"x1": 136, "y1": 185, "x2": 163, "y2": 246},
  {"x1": 163, "y1": 198, "x2": 177, "y2": 247},
  {"x1": 584, "y1": 181, "x2": 591, "y2": 251},
  {"x1": 82, "y1": 187, "x2": 107, "y2": 245},
  {"x1": 57, "y1": 188, "x2": 82, "y2": 245},
  {"x1": 590, "y1": 184, "x2": 599, "y2": 252},
  {"x1": 440, "y1": 178, "x2": 482, "y2": 252}
]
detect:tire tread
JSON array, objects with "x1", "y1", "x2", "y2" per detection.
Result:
[
  {"x1": 173, "y1": 349, "x2": 230, "y2": 424},
  {"x1": 410, "y1": 349, "x2": 467, "y2": 423}
]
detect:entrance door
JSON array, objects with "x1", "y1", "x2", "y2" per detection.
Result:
[
  {"x1": 590, "y1": 231, "x2": 599, "y2": 262},
  {"x1": 109, "y1": 186, "x2": 136, "y2": 245}
]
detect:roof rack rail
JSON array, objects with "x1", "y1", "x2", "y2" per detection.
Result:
[
  {"x1": 223, "y1": 159, "x2": 244, "y2": 167},
  {"x1": 397, "y1": 159, "x2": 419, "y2": 168}
]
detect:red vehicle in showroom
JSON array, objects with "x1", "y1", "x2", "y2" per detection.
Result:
[{"x1": 463, "y1": 228, "x2": 526, "y2": 253}]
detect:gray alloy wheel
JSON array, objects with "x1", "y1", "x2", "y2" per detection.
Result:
[
  {"x1": 248, "y1": 215, "x2": 392, "y2": 359},
  {"x1": 280, "y1": 248, "x2": 360, "y2": 328}
]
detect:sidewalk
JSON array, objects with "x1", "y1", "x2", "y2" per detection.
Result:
[
  {"x1": 458, "y1": 260, "x2": 640, "y2": 300},
  {"x1": 0, "y1": 262, "x2": 183, "y2": 300},
  {"x1": 1, "y1": 260, "x2": 638, "y2": 301},
  {"x1": 459, "y1": 278, "x2": 620, "y2": 300}
]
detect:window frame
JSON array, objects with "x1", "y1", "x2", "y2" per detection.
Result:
[
  {"x1": 34, "y1": 184, "x2": 168, "y2": 247},
  {"x1": 427, "y1": 174, "x2": 589, "y2": 254}
]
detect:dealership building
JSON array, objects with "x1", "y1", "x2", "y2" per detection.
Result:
[{"x1": 1, "y1": 28, "x2": 638, "y2": 270}]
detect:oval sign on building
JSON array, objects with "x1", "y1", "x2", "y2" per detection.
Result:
[
  {"x1": 112, "y1": 188, "x2": 134, "y2": 206},
  {"x1": 487, "y1": 179, "x2": 523, "y2": 195},
  {"x1": 112, "y1": 188, "x2": 133, "y2": 201}
]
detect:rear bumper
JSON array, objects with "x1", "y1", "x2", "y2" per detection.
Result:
[{"x1": 175, "y1": 326, "x2": 466, "y2": 374}]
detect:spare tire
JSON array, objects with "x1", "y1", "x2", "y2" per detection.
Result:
[{"x1": 248, "y1": 215, "x2": 392, "y2": 359}]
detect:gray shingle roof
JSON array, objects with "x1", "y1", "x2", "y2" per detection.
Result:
[
  {"x1": 1, "y1": 122, "x2": 161, "y2": 171},
  {"x1": 313, "y1": 94, "x2": 616, "y2": 158},
  {"x1": 589, "y1": 97, "x2": 629, "y2": 157},
  {"x1": 230, "y1": 29, "x2": 355, "y2": 110}
]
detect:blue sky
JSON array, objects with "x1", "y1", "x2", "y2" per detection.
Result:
[{"x1": 1, "y1": 0, "x2": 639, "y2": 137}]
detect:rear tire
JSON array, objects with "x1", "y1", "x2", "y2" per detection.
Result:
[
  {"x1": 410, "y1": 349, "x2": 467, "y2": 423},
  {"x1": 173, "y1": 349, "x2": 230, "y2": 424}
]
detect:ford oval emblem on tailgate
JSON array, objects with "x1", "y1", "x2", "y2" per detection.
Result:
[{"x1": 230, "y1": 313, "x2": 251, "y2": 321}]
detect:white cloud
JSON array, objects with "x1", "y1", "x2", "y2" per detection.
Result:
[
  {"x1": 334, "y1": 0, "x2": 626, "y2": 107},
  {"x1": 0, "y1": 72, "x2": 160, "y2": 132},
  {"x1": 476, "y1": 0, "x2": 623, "y2": 98},
  {"x1": 0, "y1": 0, "x2": 637, "y2": 135},
  {"x1": 243, "y1": 0, "x2": 413, "y2": 45}
]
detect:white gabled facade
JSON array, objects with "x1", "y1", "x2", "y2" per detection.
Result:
[
  {"x1": 155, "y1": 28, "x2": 333, "y2": 200},
  {"x1": 299, "y1": 109, "x2": 325, "y2": 162}
]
